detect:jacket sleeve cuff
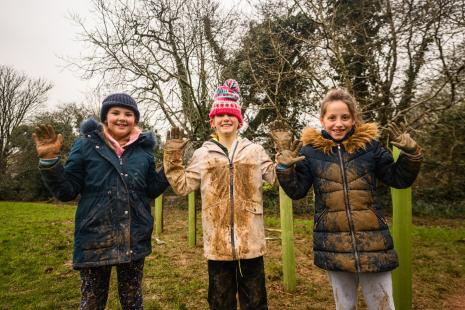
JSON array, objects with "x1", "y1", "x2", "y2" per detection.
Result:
[
  {"x1": 276, "y1": 163, "x2": 290, "y2": 171},
  {"x1": 401, "y1": 148, "x2": 423, "y2": 162},
  {"x1": 39, "y1": 157, "x2": 60, "y2": 167}
]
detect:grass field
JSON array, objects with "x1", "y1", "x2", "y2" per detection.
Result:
[{"x1": 1, "y1": 201, "x2": 464, "y2": 309}]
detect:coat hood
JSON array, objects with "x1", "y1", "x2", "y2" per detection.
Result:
[
  {"x1": 301, "y1": 122, "x2": 379, "y2": 154},
  {"x1": 79, "y1": 118, "x2": 157, "y2": 149},
  {"x1": 202, "y1": 137, "x2": 253, "y2": 154}
]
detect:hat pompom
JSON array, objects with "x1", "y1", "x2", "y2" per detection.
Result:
[{"x1": 224, "y1": 79, "x2": 240, "y2": 94}]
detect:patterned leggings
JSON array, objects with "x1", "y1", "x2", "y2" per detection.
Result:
[{"x1": 79, "y1": 259, "x2": 144, "y2": 310}]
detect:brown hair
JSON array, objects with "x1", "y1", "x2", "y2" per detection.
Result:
[{"x1": 320, "y1": 88, "x2": 363, "y2": 125}]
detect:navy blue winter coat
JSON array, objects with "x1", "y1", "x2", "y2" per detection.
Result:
[
  {"x1": 40, "y1": 119, "x2": 169, "y2": 268},
  {"x1": 277, "y1": 123, "x2": 422, "y2": 273}
]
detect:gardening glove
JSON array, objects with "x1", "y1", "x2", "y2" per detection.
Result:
[
  {"x1": 387, "y1": 123, "x2": 420, "y2": 155},
  {"x1": 164, "y1": 126, "x2": 189, "y2": 153},
  {"x1": 276, "y1": 140, "x2": 305, "y2": 167},
  {"x1": 32, "y1": 124, "x2": 63, "y2": 159},
  {"x1": 269, "y1": 119, "x2": 292, "y2": 153}
]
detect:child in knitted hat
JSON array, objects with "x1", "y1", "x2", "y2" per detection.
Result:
[
  {"x1": 32, "y1": 93, "x2": 169, "y2": 309},
  {"x1": 164, "y1": 79, "x2": 276, "y2": 309}
]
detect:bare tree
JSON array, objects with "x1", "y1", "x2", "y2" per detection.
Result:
[
  {"x1": 222, "y1": 8, "x2": 320, "y2": 140},
  {"x1": 0, "y1": 65, "x2": 52, "y2": 175},
  {"x1": 285, "y1": 0, "x2": 465, "y2": 130},
  {"x1": 72, "y1": 0, "x2": 243, "y2": 141}
]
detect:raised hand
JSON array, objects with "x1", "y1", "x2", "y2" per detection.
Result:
[
  {"x1": 269, "y1": 119, "x2": 305, "y2": 167},
  {"x1": 269, "y1": 120, "x2": 292, "y2": 153},
  {"x1": 387, "y1": 123, "x2": 419, "y2": 154},
  {"x1": 164, "y1": 126, "x2": 189, "y2": 152},
  {"x1": 276, "y1": 140, "x2": 305, "y2": 167},
  {"x1": 32, "y1": 124, "x2": 63, "y2": 159}
]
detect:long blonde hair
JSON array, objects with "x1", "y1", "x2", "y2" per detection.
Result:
[{"x1": 320, "y1": 88, "x2": 364, "y2": 126}]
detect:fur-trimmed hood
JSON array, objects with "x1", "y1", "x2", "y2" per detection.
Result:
[
  {"x1": 79, "y1": 118, "x2": 157, "y2": 149},
  {"x1": 300, "y1": 123, "x2": 379, "y2": 154}
]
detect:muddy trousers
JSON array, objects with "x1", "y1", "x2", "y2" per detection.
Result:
[
  {"x1": 207, "y1": 256, "x2": 268, "y2": 310},
  {"x1": 79, "y1": 258, "x2": 145, "y2": 310},
  {"x1": 328, "y1": 271, "x2": 395, "y2": 310}
]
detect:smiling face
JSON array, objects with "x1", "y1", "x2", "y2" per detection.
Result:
[
  {"x1": 105, "y1": 106, "x2": 136, "y2": 140},
  {"x1": 320, "y1": 100, "x2": 355, "y2": 141},
  {"x1": 210, "y1": 113, "x2": 240, "y2": 138}
]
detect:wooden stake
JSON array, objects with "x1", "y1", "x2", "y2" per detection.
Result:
[
  {"x1": 279, "y1": 187, "x2": 296, "y2": 291},
  {"x1": 391, "y1": 146, "x2": 412, "y2": 310},
  {"x1": 188, "y1": 191, "x2": 196, "y2": 247},
  {"x1": 155, "y1": 194, "x2": 163, "y2": 236}
]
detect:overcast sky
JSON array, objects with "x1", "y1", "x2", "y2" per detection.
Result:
[
  {"x1": 0, "y1": 0, "x2": 251, "y2": 112},
  {"x1": 0, "y1": 0, "x2": 97, "y2": 109}
]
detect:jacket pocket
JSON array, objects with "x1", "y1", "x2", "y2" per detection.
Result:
[
  {"x1": 367, "y1": 205, "x2": 387, "y2": 226},
  {"x1": 243, "y1": 201, "x2": 263, "y2": 215},
  {"x1": 77, "y1": 200, "x2": 112, "y2": 234},
  {"x1": 237, "y1": 201, "x2": 263, "y2": 231},
  {"x1": 80, "y1": 234, "x2": 115, "y2": 250},
  {"x1": 131, "y1": 192, "x2": 153, "y2": 223},
  {"x1": 314, "y1": 208, "x2": 328, "y2": 230}
]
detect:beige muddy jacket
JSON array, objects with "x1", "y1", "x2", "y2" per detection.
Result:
[{"x1": 164, "y1": 138, "x2": 276, "y2": 260}]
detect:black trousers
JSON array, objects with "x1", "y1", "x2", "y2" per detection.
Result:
[
  {"x1": 207, "y1": 256, "x2": 268, "y2": 310},
  {"x1": 79, "y1": 258, "x2": 145, "y2": 310}
]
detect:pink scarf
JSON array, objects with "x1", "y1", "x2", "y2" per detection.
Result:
[{"x1": 103, "y1": 126, "x2": 141, "y2": 157}]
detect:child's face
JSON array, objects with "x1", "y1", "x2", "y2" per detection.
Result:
[
  {"x1": 105, "y1": 106, "x2": 136, "y2": 140},
  {"x1": 210, "y1": 114, "x2": 239, "y2": 138},
  {"x1": 320, "y1": 100, "x2": 355, "y2": 141}
]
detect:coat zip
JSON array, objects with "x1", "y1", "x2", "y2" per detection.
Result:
[
  {"x1": 210, "y1": 140, "x2": 253, "y2": 260},
  {"x1": 337, "y1": 144, "x2": 361, "y2": 273},
  {"x1": 119, "y1": 154, "x2": 132, "y2": 259},
  {"x1": 94, "y1": 134, "x2": 132, "y2": 260},
  {"x1": 228, "y1": 142, "x2": 239, "y2": 259}
]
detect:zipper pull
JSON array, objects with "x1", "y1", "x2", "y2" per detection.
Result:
[{"x1": 119, "y1": 157, "x2": 123, "y2": 165}]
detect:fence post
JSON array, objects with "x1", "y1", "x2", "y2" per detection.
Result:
[
  {"x1": 155, "y1": 194, "x2": 163, "y2": 236},
  {"x1": 391, "y1": 146, "x2": 412, "y2": 310},
  {"x1": 279, "y1": 186, "x2": 296, "y2": 291},
  {"x1": 188, "y1": 191, "x2": 196, "y2": 247}
]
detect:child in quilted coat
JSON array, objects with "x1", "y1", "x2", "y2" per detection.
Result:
[{"x1": 273, "y1": 88, "x2": 422, "y2": 309}]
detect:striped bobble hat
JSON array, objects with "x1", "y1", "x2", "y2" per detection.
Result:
[{"x1": 209, "y1": 79, "x2": 243, "y2": 127}]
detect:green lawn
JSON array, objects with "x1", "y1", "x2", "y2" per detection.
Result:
[{"x1": 1, "y1": 201, "x2": 464, "y2": 309}]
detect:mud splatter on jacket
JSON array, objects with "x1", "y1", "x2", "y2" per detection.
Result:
[
  {"x1": 40, "y1": 119, "x2": 169, "y2": 268},
  {"x1": 277, "y1": 123, "x2": 422, "y2": 273},
  {"x1": 164, "y1": 138, "x2": 276, "y2": 260}
]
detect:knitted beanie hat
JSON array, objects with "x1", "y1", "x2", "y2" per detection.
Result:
[
  {"x1": 209, "y1": 79, "x2": 243, "y2": 127},
  {"x1": 100, "y1": 93, "x2": 140, "y2": 123}
]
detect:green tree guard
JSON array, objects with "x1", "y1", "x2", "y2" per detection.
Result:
[
  {"x1": 391, "y1": 146, "x2": 412, "y2": 309},
  {"x1": 279, "y1": 186, "x2": 296, "y2": 291},
  {"x1": 155, "y1": 194, "x2": 163, "y2": 237},
  {"x1": 188, "y1": 191, "x2": 196, "y2": 247}
]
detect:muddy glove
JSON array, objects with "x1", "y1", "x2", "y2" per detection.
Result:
[
  {"x1": 32, "y1": 124, "x2": 63, "y2": 159},
  {"x1": 276, "y1": 140, "x2": 305, "y2": 167},
  {"x1": 388, "y1": 123, "x2": 420, "y2": 154},
  {"x1": 164, "y1": 126, "x2": 189, "y2": 153},
  {"x1": 269, "y1": 120, "x2": 305, "y2": 167},
  {"x1": 269, "y1": 120, "x2": 292, "y2": 153}
]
